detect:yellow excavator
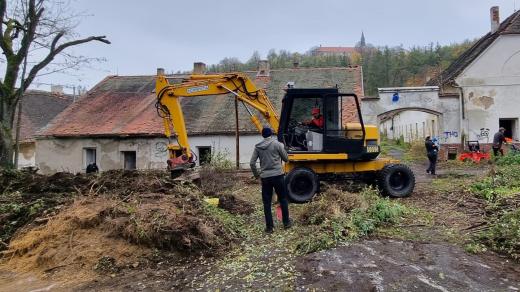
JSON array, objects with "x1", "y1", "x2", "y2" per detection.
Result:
[{"x1": 155, "y1": 69, "x2": 415, "y2": 202}]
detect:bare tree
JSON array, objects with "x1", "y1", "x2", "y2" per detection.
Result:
[{"x1": 0, "y1": 0, "x2": 110, "y2": 168}]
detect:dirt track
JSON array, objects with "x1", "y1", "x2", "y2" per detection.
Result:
[{"x1": 297, "y1": 240, "x2": 520, "y2": 291}]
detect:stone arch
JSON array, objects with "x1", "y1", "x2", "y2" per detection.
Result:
[
  {"x1": 361, "y1": 87, "x2": 461, "y2": 144},
  {"x1": 377, "y1": 107, "x2": 443, "y2": 120}
]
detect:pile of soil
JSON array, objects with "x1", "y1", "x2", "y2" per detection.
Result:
[
  {"x1": 0, "y1": 169, "x2": 177, "y2": 197},
  {"x1": 2, "y1": 190, "x2": 238, "y2": 280},
  {"x1": 0, "y1": 170, "x2": 185, "y2": 248},
  {"x1": 0, "y1": 169, "x2": 244, "y2": 280},
  {"x1": 2, "y1": 197, "x2": 145, "y2": 282}
]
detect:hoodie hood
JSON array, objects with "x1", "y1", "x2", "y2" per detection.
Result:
[{"x1": 255, "y1": 137, "x2": 276, "y2": 150}]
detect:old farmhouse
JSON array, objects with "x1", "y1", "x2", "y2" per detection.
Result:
[{"x1": 35, "y1": 63, "x2": 364, "y2": 174}]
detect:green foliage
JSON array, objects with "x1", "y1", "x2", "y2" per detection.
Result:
[
  {"x1": 464, "y1": 242, "x2": 487, "y2": 254},
  {"x1": 471, "y1": 165, "x2": 520, "y2": 201},
  {"x1": 496, "y1": 149, "x2": 520, "y2": 166},
  {"x1": 208, "y1": 151, "x2": 234, "y2": 170},
  {"x1": 203, "y1": 203, "x2": 246, "y2": 239},
  {"x1": 479, "y1": 209, "x2": 520, "y2": 259},
  {"x1": 295, "y1": 187, "x2": 407, "y2": 254}
]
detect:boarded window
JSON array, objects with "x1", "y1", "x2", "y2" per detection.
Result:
[
  {"x1": 122, "y1": 151, "x2": 137, "y2": 170},
  {"x1": 84, "y1": 148, "x2": 96, "y2": 167}
]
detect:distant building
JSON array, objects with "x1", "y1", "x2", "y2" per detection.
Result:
[
  {"x1": 36, "y1": 62, "x2": 365, "y2": 174},
  {"x1": 311, "y1": 46, "x2": 358, "y2": 57},
  {"x1": 13, "y1": 90, "x2": 73, "y2": 168}
]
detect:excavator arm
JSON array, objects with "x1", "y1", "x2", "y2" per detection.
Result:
[{"x1": 155, "y1": 71, "x2": 279, "y2": 170}]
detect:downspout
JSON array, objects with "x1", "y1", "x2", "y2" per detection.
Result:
[{"x1": 452, "y1": 81, "x2": 465, "y2": 146}]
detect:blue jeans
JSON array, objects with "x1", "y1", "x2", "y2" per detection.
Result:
[{"x1": 261, "y1": 175, "x2": 290, "y2": 229}]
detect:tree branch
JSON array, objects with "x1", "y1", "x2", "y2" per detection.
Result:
[
  {"x1": 0, "y1": 0, "x2": 7, "y2": 54},
  {"x1": 17, "y1": 0, "x2": 44, "y2": 62},
  {"x1": 22, "y1": 35, "x2": 110, "y2": 92}
]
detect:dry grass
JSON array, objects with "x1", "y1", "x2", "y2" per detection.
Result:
[{"x1": 299, "y1": 188, "x2": 363, "y2": 225}]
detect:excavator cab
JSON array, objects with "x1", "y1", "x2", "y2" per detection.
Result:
[{"x1": 278, "y1": 88, "x2": 380, "y2": 160}]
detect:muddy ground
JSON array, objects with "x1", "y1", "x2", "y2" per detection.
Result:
[{"x1": 1, "y1": 158, "x2": 520, "y2": 291}]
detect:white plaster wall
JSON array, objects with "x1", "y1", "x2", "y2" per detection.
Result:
[
  {"x1": 36, "y1": 134, "x2": 262, "y2": 174},
  {"x1": 16, "y1": 143, "x2": 36, "y2": 169},
  {"x1": 187, "y1": 134, "x2": 261, "y2": 168},
  {"x1": 380, "y1": 111, "x2": 439, "y2": 142},
  {"x1": 457, "y1": 35, "x2": 520, "y2": 143}
]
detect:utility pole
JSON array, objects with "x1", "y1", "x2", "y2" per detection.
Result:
[{"x1": 235, "y1": 97, "x2": 240, "y2": 169}]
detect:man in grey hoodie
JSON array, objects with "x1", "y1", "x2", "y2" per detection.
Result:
[{"x1": 250, "y1": 127, "x2": 291, "y2": 233}]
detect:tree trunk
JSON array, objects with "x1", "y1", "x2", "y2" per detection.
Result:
[
  {"x1": 0, "y1": 120, "x2": 14, "y2": 168},
  {"x1": 0, "y1": 94, "x2": 15, "y2": 168}
]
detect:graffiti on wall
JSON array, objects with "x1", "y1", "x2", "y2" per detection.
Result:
[
  {"x1": 443, "y1": 131, "x2": 458, "y2": 139},
  {"x1": 476, "y1": 128, "x2": 490, "y2": 142},
  {"x1": 154, "y1": 142, "x2": 168, "y2": 158}
]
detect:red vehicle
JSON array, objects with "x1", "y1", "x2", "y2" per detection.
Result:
[{"x1": 459, "y1": 141, "x2": 490, "y2": 163}]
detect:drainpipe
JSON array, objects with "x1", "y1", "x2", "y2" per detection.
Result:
[{"x1": 452, "y1": 82, "x2": 465, "y2": 146}]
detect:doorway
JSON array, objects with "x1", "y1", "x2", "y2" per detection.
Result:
[{"x1": 499, "y1": 118, "x2": 517, "y2": 140}]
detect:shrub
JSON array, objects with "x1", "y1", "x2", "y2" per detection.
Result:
[
  {"x1": 471, "y1": 165, "x2": 520, "y2": 201},
  {"x1": 479, "y1": 208, "x2": 520, "y2": 259}
]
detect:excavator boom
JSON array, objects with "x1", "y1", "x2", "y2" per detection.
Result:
[{"x1": 156, "y1": 71, "x2": 279, "y2": 170}]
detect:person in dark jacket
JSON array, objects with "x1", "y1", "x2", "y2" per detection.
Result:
[
  {"x1": 425, "y1": 136, "x2": 438, "y2": 175},
  {"x1": 86, "y1": 162, "x2": 99, "y2": 174},
  {"x1": 250, "y1": 127, "x2": 291, "y2": 233},
  {"x1": 492, "y1": 127, "x2": 506, "y2": 157}
]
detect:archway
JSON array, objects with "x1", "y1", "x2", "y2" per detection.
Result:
[{"x1": 377, "y1": 107, "x2": 444, "y2": 143}]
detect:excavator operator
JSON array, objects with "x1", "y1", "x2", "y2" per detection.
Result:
[{"x1": 304, "y1": 108, "x2": 324, "y2": 130}]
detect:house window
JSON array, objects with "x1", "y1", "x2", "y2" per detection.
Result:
[
  {"x1": 499, "y1": 118, "x2": 518, "y2": 140},
  {"x1": 198, "y1": 146, "x2": 212, "y2": 165},
  {"x1": 84, "y1": 148, "x2": 96, "y2": 168},
  {"x1": 122, "y1": 151, "x2": 137, "y2": 170}
]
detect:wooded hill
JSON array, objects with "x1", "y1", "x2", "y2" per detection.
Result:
[{"x1": 206, "y1": 41, "x2": 475, "y2": 96}]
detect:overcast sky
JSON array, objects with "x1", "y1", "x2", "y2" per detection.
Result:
[{"x1": 30, "y1": 0, "x2": 517, "y2": 93}]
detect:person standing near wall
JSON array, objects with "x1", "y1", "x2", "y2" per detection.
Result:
[
  {"x1": 250, "y1": 127, "x2": 291, "y2": 234},
  {"x1": 425, "y1": 136, "x2": 438, "y2": 175},
  {"x1": 492, "y1": 127, "x2": 506, "y2": 157}
]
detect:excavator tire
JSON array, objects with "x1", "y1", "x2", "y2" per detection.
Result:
[
  {"x1": 377, "y1": 163, "x2": 415, "y2": 198},
  {"x1": 286, "y1": 167, "x2": 318, "y2": 203}
]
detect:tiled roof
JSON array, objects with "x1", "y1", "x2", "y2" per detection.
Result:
[
  {"x1": 426, "y1": 10, "x2": 520, "y2": 86},
  {"x1": 13, "y1": 90, "x2": 73, "y2": 142},
  {"x1": 39, "y1": 66, "x2": 364, "y2": 138},
  {"x1": 314, "y1": 47, "x2": 357, "y2": 54}
]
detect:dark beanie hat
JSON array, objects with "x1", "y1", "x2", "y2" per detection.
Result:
[{"x1": 262, "y1": 127, "x2": 272, "y2": 138}]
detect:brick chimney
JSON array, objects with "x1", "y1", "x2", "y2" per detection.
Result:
[
  {"x1": 257, "y1": 60, "x2": 270, "y2": 77},
  {"x1": 490, "y1": 6, "x2": 500, "y2": 33},
  {"x1": 51, "y1": 85, "x2": 63, "y2": 94},
  {"x1": 193, "y1": 62, "x2": 206, "y2": 74}
]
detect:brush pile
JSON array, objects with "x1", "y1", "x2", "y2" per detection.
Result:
[{"x1": 0, "y1": 169, "x2": 245, "y2": 278}]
